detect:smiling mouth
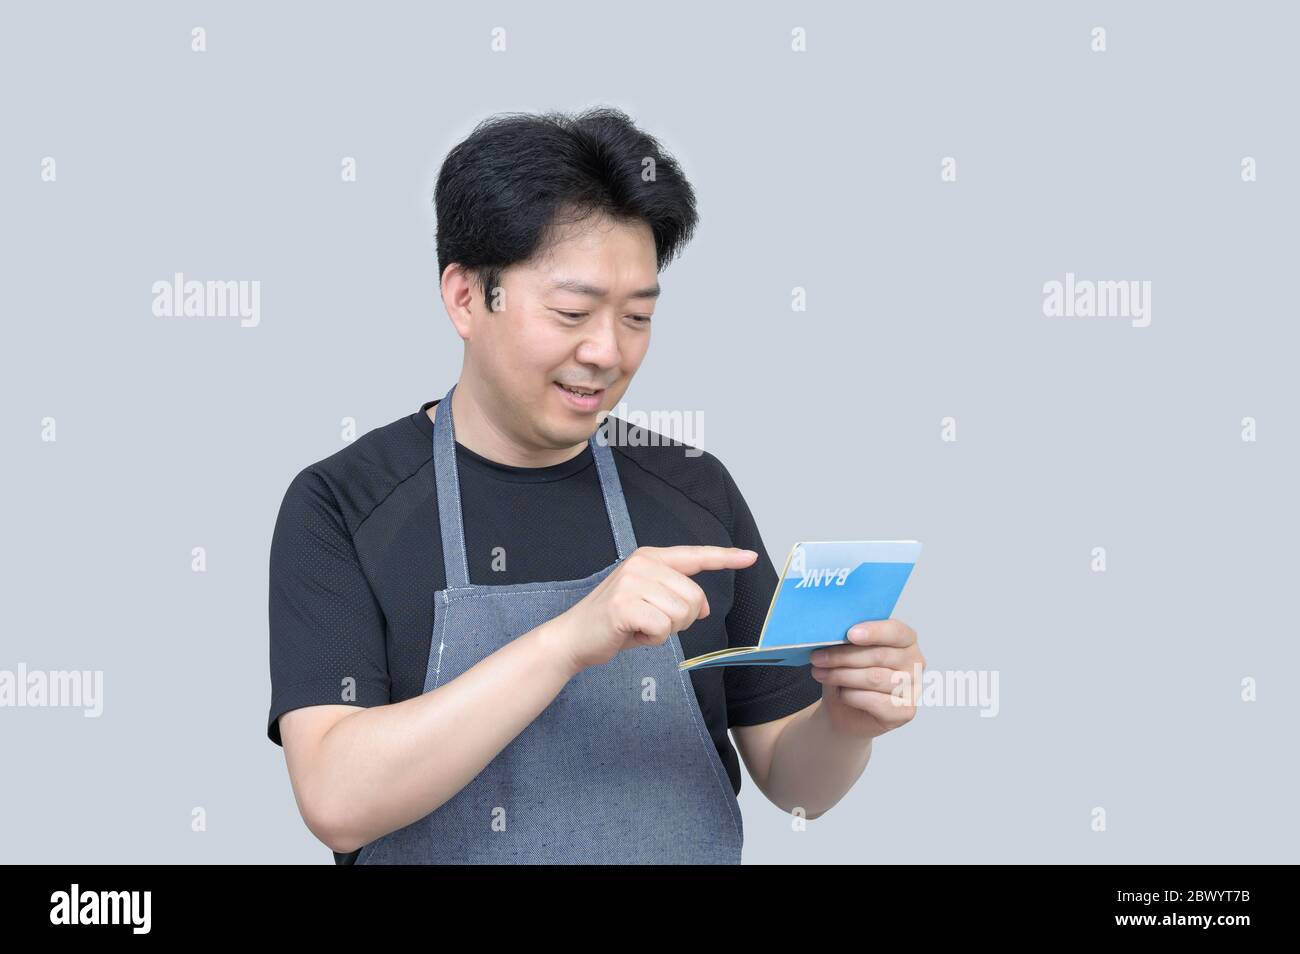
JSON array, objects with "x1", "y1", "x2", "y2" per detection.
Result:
[{"x1": 555, "y1": 382, "x2": 606, "y2": 397}]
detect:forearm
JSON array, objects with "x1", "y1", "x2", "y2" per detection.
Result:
[
  {"x1": 763, "y1": 699, "x2": 873, "y2": 819},
  {"x1": 311, "y1": 616, "x2": 578, "y2": 852}
]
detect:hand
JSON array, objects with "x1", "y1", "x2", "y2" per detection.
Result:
[
  {"x1": 808, "y1": 619, "x2": 925, "y2": 740},
  {"x1": 549, "y1": 546, "x2": 759, "y2": 674}
]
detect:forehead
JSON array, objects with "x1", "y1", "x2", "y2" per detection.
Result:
[{"x1": 522, "y1": 215, "x2": 660, "y2": 298}]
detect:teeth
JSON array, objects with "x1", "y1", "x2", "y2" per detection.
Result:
[{"x1": 560, "y1": 384, "x2": 597, "y2": 395}]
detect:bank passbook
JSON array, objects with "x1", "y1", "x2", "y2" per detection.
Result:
[{"x1": 678, "y1": 540, "x2": 922, "y2": 671}]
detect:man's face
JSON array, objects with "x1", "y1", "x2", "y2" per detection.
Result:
[{"x1": 463, "y1": 213, "x2": 659, "y2": 452}]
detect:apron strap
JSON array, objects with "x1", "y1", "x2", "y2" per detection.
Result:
[
  {"x1": 590, "y1": 419, "x2": 636, "y2": 561},
  {"x1": 432, "y1": 382, "x2": 635, "y2": 590}
]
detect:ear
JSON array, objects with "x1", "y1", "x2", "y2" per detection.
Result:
[{"x1": 441, "y1": 263, "x2": 479, "y2": 341}]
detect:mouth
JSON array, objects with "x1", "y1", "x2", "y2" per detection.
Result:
[{"x1": 553, "y1": 381, "x2": 607, "y2": 411}]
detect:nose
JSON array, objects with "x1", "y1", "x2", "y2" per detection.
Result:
[{"x1": 574, "y1": 314, "x2": 622, "y2": 372}]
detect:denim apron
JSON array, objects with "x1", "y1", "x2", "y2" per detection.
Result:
[{"x1": 354, "y1": 383, "x2": 744, "y2": 864}]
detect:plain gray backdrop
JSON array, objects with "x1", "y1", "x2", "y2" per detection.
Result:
[{"x1": 2, "y1": 1, "x2": 1296, "y2": 863}]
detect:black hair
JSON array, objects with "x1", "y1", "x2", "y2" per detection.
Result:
[{"x1": 434, "y1": 106, "x2": 699, "y2": 305}]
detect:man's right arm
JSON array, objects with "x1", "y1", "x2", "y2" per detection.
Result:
[{"x1": 279, "y1": 615, "x2": 580, "y2": 855}]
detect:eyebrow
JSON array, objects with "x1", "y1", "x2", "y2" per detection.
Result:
[{"x1": 545, "y1": 278, "x2": 661, "y2": 300}]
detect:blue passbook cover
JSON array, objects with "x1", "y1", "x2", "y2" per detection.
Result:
[{"x1": 679, "y1": 540, "x2": 922, "y2": 670}]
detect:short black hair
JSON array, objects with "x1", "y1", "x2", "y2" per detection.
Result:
[{"x1": 434, "y1": 106, "x2": 699, "y2": 304}]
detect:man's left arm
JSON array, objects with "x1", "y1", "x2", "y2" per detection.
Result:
[{"x1": 734, "y1": 619, "x2": 925, "y2": 819}]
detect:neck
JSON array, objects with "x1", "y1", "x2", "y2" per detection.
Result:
[{"x1": 429, "y1": 376, "x2": 589, "y2": 468}]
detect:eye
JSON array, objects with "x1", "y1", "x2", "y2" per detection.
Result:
[
  {"x1": 554, "y1": 310, "x2": 586, "y2": 321},
  {"x1": 627, "y1": 314, "x2": 652, "y2": 325}
]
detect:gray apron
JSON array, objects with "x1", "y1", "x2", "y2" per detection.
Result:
[{"x1": 354, "y1": 383, "x2": 744, "y2": 863}]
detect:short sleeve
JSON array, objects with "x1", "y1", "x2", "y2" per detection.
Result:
[
  {"x1": 717, "y1": 461, "x2": 824, "y2": 727},
  {"x1": 266, "y1": 468, "x2": 391, "y2": 746}
]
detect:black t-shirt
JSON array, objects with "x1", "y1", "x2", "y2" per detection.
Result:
[{"x1": 267, "y1": 396, "x2": 822, "y2": 863}]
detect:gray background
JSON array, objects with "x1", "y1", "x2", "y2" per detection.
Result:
[{"x1": 2, "y1": 1, "x2": 1296, "y2": 863}]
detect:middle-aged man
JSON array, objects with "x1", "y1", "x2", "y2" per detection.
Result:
[{"x1": 267, "y1": 106, "x2": 926, "y2": 864}]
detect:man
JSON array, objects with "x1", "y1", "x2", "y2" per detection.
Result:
[{"x1": 267, "y1": 106, "x2": 926, "y2": 864}]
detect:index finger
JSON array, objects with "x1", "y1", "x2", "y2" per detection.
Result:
[{"x1": 642, "y1": 545, "x2": 758, "y2": 576}]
